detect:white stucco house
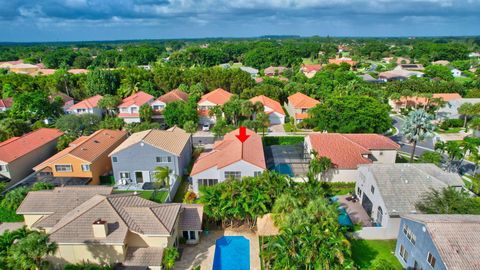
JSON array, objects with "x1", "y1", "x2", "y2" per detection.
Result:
[
  {"x1": 118, "y1": 91, "x2": 154, "y2": 123},
  {"x1": 250, "y1": 95, "x2": 286, "y2": 125},
  {"x1": 355, "y1": 163, "x2": 463, "y2": 239},
  {"x1": 190, "y1": 128, "x2": 266, "y2": 194},
  {"x1": 66, "y1": 95, "x2": 103, "y2": 117},
  {"x1": 197, "y1": 88, "x2": 232, "y2": 125},
  {"x1": 305, "y1": 133, "x2": 399, "y2": 182}
]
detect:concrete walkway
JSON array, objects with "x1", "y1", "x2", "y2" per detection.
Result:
[{"x1": 175, "y1": 226, "x2": 261, "y2": 270}]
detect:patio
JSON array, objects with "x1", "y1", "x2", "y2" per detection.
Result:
[
  {"x1": 337, "y1": 195, "x2": 373, "y2": 227},
  {"x1": 264, "y1": 143, "x2": 310, "y2": 177}
]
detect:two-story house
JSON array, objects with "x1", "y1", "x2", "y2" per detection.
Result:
[
  {"x1": 34, "y1": 129, "x2": 127, "y2": 185},
  {"x1": 118, "y1": 91, "x2": 154, "y2": 123},
  {"x1": 150, "y1": 89, "x2": 189, "y2": 120},
  {"x1": 250, "y1": 95, "x2": 286, "y2": 125},
  {"x1": 395, "y1": 214, "x2": 480, "y2": 270},
  {"x1": 67, "y1": 94, "x2": 103, "y2": 117},
  {"x1": 355, "y1": 164, "x2": 463, "y2": 239},
  {"x1": 17, "y1": 186, "x2": 203, "y2": 269},
  {"x1": 190, "y1": 128, "x2": 266, "y2": 194},
  {"x1": 198, "y1": 88, "x2": 232, "y2": 125},
  {"x1": 285, "y1": 92, "x2": 320, "y2": 123},
  {"x1": 109, "y1": 127, "x2": 192, "y2": 197},
  {"x1": 305, "y1": 133, "x2": 399, "y2": 182},
  {"x1": 0, "y1": 128, "x2": 63, "y2": 186}
]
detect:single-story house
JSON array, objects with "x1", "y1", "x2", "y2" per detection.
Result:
[
  {"x1": 17, "y1": 186, "x2": 203, "y2": 269},
  {"x1": 379, "y1": 69, "x2": 424, "y2": 82},
  {"x1": 118, "y1": 91, "x2": 155, "y2": 123},
  {"x1": 389, "y1": 93, "x2": 462, "y2": 113},
  {"x1": 355, "y1": 163, "x2": 463, "y2": 239},
  {"x1": 358, "y1": 74, "x2": 384, "y2": 83},
  {"x1": 239, "y1": 66, "x2": 259, "y2": 77},
  {"x1": 67, "y1": 95, "x2": 103, "y2": 117},
  {"x1": 305, "y1": 133, "x2": 399, "y2": 182},
  {"x1": 150, "y1": 89, "x2": 189, "y2": 118},
  {"x1": 437, "y1": 98, "x2": 480, "y2": 119},
  {"x1": 250, "y1": 95, "x2": 286, "y2": 125},
  {"x1": 197, "y1": 88, "x2": 232, "y2": 125},
  {"x1": 300, "y1": 64, "x2": 322, "y2": 78},
  {"x1": 328, "y1": 57, "x2": 357, "y2": 67},
  {"x1": 190, "y1": 128, "x2": 266, "y2": 194},
  {"x1": 396, "y1": 64, "x2": 425, "y2": 71},
  {"x1": 0, "y1": 128, "x2": 63, "y2": 186},
  {"x1": 264, "y1": 66, "x2": 288, "y2": 76},
  {"x1": 34, "y1": 129, "x2": 127, "y2": 185},
  {"x1": 395, "y1": 214, "x2": 480, "y2": 270},
  {"x1": 284, "y1": 92, "x2": 320, "y2": 123}
]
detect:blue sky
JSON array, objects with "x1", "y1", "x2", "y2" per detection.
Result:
[{"x1": 1, "y1": 0, "x2": 479, "y2": 42}]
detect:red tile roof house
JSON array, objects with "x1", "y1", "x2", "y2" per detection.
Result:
[
  {"x1": 197, "y1": 88, "x2": 233, "y2": 125},
  {"x1": 250, "y1": 95, "x2": 286, "y2": 125},
  {"x1": 0, "y1": 128, "x2": 64, "y2": 186},
  {"x1": 305, "y1": 133, "x2": 399, "y2": 182},
  {"x1": 388, "y1": 93, "x2": 462, "y2": 113},
  {"x1": 284, "y1": 92, "x2": 320, "y2": 123},
  {"x1": 264, "y1": 66, "x2": 288, "y2": 76},
  {"x1": 49, "y1": 92, "x2": 74, "y2": 112},
  {"x1": 328, "y1": 57, "x2": 357, "y2": 68},
  {"x1": 0, "y1": 97, "x2": 13, "y2": 112},
  {"x1": 66, "y1": 95, "x2": 103, "y2": 117},
  {"x1": 118, "y1": 91, "x2": 155, "y2": 123},
  {"x1": 190, "y1": 128, "x2": 266, "y2": 194},
  {"x1": 150, "y1": 89, "x2": 189, "y2": 120},
  {"x1": 300, "y1": 64, "x2": 322, "y2": 78}
]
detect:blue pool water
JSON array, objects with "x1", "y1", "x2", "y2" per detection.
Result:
[
  {"x1": 213, "y1": 236, "x2": 250, "y2": 270},
  {"x1": 338, "y1": 207, "x2": 353, "y2": 227},
  {"x1": 272, "y1": 163, "x2": 294, "y2": 177}
]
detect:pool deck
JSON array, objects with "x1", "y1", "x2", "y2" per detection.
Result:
[
  {"x1": 337, "y1": 195, "x2": 373, "y2": 227},
  {"x1": 175, "y1": 226, "x2": 261, "y2": 270}
]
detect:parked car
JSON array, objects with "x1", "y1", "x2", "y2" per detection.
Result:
[{"x1": 202, "y1": 124, "x2": 210, "y2": 131}]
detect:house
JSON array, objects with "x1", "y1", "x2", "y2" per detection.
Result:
[
  {"x1": 239, "y1": 66, "x2": 259, "y2": 78},
  {"x1": 358, "y1": 74, "x2": 384, "y2": 83},
  {"x1": 328, "y1": 57, "x2": 357, "y2": 67},
  {"x1": 389, "y1": 93, "x2": 462, "y2": 113},
  {"x1": 118, "y1": 91, "x2": 155, "y2": 123},
  {"x1": 451, "y1": 68, "x2": 462, "y2": 78},
  {"x1": 67, "y1": 95, "x2": 103, "y2": 117},
  {"x1": 395, "y1": 214, "x2": 480, "y2": 270},
  {"x1": 68, "y1": 69, "x2": 89, "y2": 74},
  {"x1": 34, "y1": 129, "x2": 127, "y2": 185},
  {"x1": 50, "y1": 92, "x2": 74, "y2": 112},
  {"x1": 396, "y1": 64, "x2": 425, "y2": 71},
  {"x1": 355, "y1": 163, "x2": 463, "y2": 239},
  {"x1": 285, "y1": 92, "x2": 320, "y2": 123},
  {"x1": 378, "y1": 69, "x2": 424, "y2": 82},
  {"x1": 190, "y1": 128, "x2": 266, "y2": 193},
  {"x1": 0, "y1": 60, "x2": 24, "y2": 69},
  {"x1": 109, "y1": 127, "x2": 192, "y2": 194},
  {"x1": 197, "y1": 88, "x2": 233, "y2": 125},
  {"x1": 150, "y1": 89, "x2": 189, "y2": 118},
  {"x1": 0, "y1": 97, "x2": 13, "y2": 112},
  {"x1": 16, "y1": 186, "x2": 203, "y2": 269},
  {"x1": 300, "y1": 64, "x2": 322, "y2": 78},
  {"x1": 437, "y1": 98, "x2": 480, "y2": 119},
  {"x1": 264, "y1": 66, "x2": 288, "y2": 76},
  {"x1": 8, "y1": 63, "x2": 40, "y2": 75},
  {"x1": 0, "y1": 128, "x2": 63, "y2": 186},
  {"x1": 305, "y1": 133, "x2": 399, "y2": 182},
  {"x1": 250, "y1": 95, "x2": 286, "y2": 125},
  {"x1": 37, "y1": 69, "x2": 56, "y2": 75}
]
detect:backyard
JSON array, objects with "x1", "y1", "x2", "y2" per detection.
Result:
[
  {"x1": 351, "y1": 239, "x2": 402, "y2": 269},
  {"x1": 113, "y1": 190, "x2": 168, "y2": 203}
]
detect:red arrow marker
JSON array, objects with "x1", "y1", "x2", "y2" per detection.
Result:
[{"x1": 235, "y1": 126, "x2": 250, "y2": 143}]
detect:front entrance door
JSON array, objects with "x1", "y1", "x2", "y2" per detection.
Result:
[
  {"x1": 135, "y1": 171, "x2": 144, "y2": 183},
  {"x1": 361, "y1": 194, "x2": 373, "y2": 217}
]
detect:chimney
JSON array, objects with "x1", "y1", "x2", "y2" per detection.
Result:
[{"x1": 92, "y1": 219, "x2": 108, "y2": 238}]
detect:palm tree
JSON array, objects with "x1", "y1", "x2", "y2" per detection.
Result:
[
  {"x1": 153, "y1": 166, "x2": 172, "y2": 202},
  {"x1": 458, "y1": 102, "x2": 474, "y2": 129},
  {"x1": 402, "y1": 109, "x2": 435, "y2": 162},
  {"x1": 7, "y1": 231, "x2": 57, "y2": 270}
]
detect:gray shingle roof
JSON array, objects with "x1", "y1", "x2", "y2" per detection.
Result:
[
  {"x1": 179, "y1": 204, "x2": 203, "y2": 231},
  {"x1": 124, "y1": 247, "x2": 164, "y2": 267},
  {"x1": 361, "y1": 163, "x2": 463, "y2": 215},
  {"x1": 403, "y1": 214, "x2": 480, "y2": 270}
]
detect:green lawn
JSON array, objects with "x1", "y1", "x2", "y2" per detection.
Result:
[
  {"x1": 438, "y1": 127, "x2": 463, "y2": 134},
  {"x1": 351, "y1": 239, "x2": 402, "y2": 270},
  {"x1": 173, "y1": 177, "x2": 189, "y2": 203},
  {"x1": 302, "y1": 58, "x2": 320, "y2": 64},
  {"x1": 263, "y1": 136, "x2": 304, "y2": 146},
  {"x1": 113, "y1": 190, "x2": 168, "y2": 203}
]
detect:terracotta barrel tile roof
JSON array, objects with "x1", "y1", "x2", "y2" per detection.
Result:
[
  {"x1": 250, "y1": 95, "x2": 285, "y2": 115},
  {"x1": 288, "y1": 92, "x2": 320, "y2": 109},
  {"x1": 69, "y1": 95, "x2": 103, "y2": 110},
  {"x1": 198, "y1": 88, "x2": 232, "y2": 105},
  {"x1": 157, "y1": 89, "x2": 189, "y2": 103},
  {"x1": 119, "y1": 91, "x2": 154, "y2": 107}
]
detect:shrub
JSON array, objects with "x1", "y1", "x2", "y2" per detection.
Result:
[
  {"x1": 64, "y1": 263, "x2": 113, "y2": 270},
  {"x1": 263, "y1": 136, "x2": 304, "y2": 146},
  {"x1": 439, "y1": 118, "x2": 463, "y2": 130},
  {"x1": 162, "y1": 247, "x2": 180, "y2": 270}
]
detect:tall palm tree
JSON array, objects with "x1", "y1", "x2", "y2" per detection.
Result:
[
  {"x1": 153, "y1": 166, "x2": 172, "y2": 202},
  {"x1": 402, "y1": 109, "x2": 435, "y2": 162},
  {"x1": 458, "y1": 102, "x2": 474, "y2": 129}
]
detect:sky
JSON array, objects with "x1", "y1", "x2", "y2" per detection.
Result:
[{"x1": 0, "y1": 0, "x2": 479, "y2": 42}]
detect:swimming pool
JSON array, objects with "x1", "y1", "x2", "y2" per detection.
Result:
[
  {"x1": 272, "y1": 163, "x2": 294, "y2": 177},
  {"x1": 338, "y1": 207, "x2": 353, "y2": 227},
  {"x1": 213, "y1": 236, "x2": 250, "y2": 270}
]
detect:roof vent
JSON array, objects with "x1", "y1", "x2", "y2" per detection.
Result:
[
  {"x1": 81, "y1": 147, "x2": 87, "y2": 151},
  {"x1": 94, "y1": 140, "x2": 100, "y2": 143},
  {"x1": 92, "y1": 219, "x2": 108, "y2": 238}
]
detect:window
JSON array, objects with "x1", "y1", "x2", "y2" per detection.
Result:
[
  {"x1": 370, "y1": 185, "x2": 375, "y2": 194},
  {"x1": 399, "y1": 245, "x2": 409, "y2": 262},
  {"x1": 156, "y1": 156, "x2": 172, "y2": 163},
  {"x1": 0, "y1": 164, "x2": 7, "y2": 172},
  {"x1": 182, "y1": 231, "x2": 197, "y2": 241},
  {"x1": 120, "y1": 107, "x2": 128, "y2": 113},
  {"x1": 198, "y1": 179, "x2": 218, "y2": 187},
  {"x1": 153, "y1": 105, "x2": 164, "y2": 111},
  {"x1": 427, "y1": 253, "x2": 436, "y2": 268},
  {"x1": 301, "y1": 108, "x2": 308, "y2": 113},
  {"x1": 254, "y1": 171, "x2": 262, "y2": 177},
  {"x1": 357, "y1": 187, "x2": 362, "y2": 197},
  {"x1": 403, "y1": 224, "x2": 416, "y2": 246},
  {"x1": 131, "y1": 107, "x2": 138, "y2": 113},
  {"x1": 120, "y1": 172, "x2": 131, "y2": 179},
  {"x1": 81, "y1": 164, "x2": 90, "y2": 172},
  {"x1": 224, "y1": 171, "x2": 241, "y2": 180},
  {"x1": 55, "y1": 164, "x2": 72, "y2": 172},
  {"x1": 189, "y1": 231, "x2": 196, "y2": 240},
  {"x1": 112, "y1": 157, "x2": 118, "y2": 162}
]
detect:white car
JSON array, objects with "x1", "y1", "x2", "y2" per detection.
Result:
[{"x1": 202, "y1": 124, "x2": 210, "y2": 131}]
